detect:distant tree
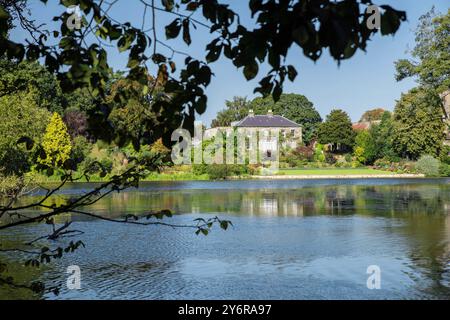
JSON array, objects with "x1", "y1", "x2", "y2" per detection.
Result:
[
  {"x1": 395, "y1": 8, "x2": 450, "y2": 94},
  {"x1": 211, "y1": 96, "x2": 250, "y2": 128},
  {"x1": 211, "y1": 94, "x2": 322, "y2": 144},
  {"x1": 0, "y1": 0, "x2": 408, "y2": 295},
  {"x1": 0, "y1": 90, "x2": 50, "y2": 175},
  {"x1": 392, "y1": 88, "x2": 445, "y2": 160},
  {"x1": 63, "y1": 88, "x2": 97, "y2": 113},
  {"x1": 63, "y1": 109, "x2": 89, "y2": 140},
  {"x1": 0, "y1": 59, "x2": 64, "y2": 114},
  {"x1": 359, "y1": 108, "x2": 386, "y2": 122},
  {"x1": 369, "y1": 111, "x2": 397, "y2": 161},
  {"x1": 250, "y1": 94, "x2": 322, "y2": 144},
  {"x1": 317, "y1": 109, "x2": 355, "y2": 152},
  {"x1": 106, "y1": 76, "x2": 169, "y2": 149},
  {"x1": 38, "y1": 113, "x2": 72, "y2": 168},
  {"x1": 70, "y1": 136, "x2": 92, "y2": 166}
]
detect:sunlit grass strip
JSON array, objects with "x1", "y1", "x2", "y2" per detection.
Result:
[{"x1": 276, "y1": 168, "x2": 397, "y2": 176}]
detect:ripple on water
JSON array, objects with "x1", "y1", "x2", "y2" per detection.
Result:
[{"x1": 5, "y1": 179, "x2": 449, "y2": 300}]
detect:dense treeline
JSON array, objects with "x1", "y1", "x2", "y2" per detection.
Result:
[
  {"x1": 0, "y1": 8, "x2": 449, "y2": 189},
  {"x1": 0, "y1": 59, "x2": 171, "y2": 194},
  {"x1": 209, "y1": 8, "x2": 450, "y2": 177}
]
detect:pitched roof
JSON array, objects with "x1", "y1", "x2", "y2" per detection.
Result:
[
  {"x1": 352, "y1": 120, "x2": 381, "y2": 131},
  {"x1": 234, "y1": 115, "x2": 301, "y2": 128},
  {"x1": 352, "y1": 122, "x2": 371, "y2": 131}
]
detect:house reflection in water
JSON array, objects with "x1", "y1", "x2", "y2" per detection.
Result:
[{"x1": 241, "y1": 192, "x2": 309, "y2": 216}]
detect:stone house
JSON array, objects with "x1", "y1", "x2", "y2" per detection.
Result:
[{"x1": 205, "y1": 110, "x2": 302, "y2": 158}]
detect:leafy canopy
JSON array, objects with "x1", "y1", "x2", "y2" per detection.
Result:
[
  {"x1": 250, "y1": 94, "x2": 322, "y2": 144},
  {"x1": 317, "y1": 109, "x2": 355, "y2": 152},
  {"x1": 0, "y1": 0, "x2": 407, "y2": 147},
  {"x1": 211, "y1": 96, "x2": 250, "y2": 128},
  {"x1": 392, "y1": 88, "x2": 445, "y2": 160},
  {"x1": 0, "y1": 89, "x2": 50, "y2": 175},
  {"x1": 395, "y1": 8, "x2": 450, "y2": 93},
  {"x1": 212, "y1": 93, "x2": 322, "y2": 144},
  {"x1": 359, "y1": 108, "x2": 386, "y2": 122},
  {"x1": 0, "y1": 59, "x2": 64, "y2": 114}
]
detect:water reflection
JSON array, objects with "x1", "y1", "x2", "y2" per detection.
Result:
[
  {"x1": 1, "y1": 179, "x2": 449, "y2": 299},
  {"x1": 67, "y1": 181, "x2": 450, "y2": 218}
]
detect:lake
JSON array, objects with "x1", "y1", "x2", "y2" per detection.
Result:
[{"x1": 1, "y1": 178, "x2": 450, "y2": 300}]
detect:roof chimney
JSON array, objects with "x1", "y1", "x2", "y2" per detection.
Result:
[
  {"x1": 248, "y1": 109, "x2": 254, "y2": 117},
  {"x1": 267, "y1": 109, "x2": 273, "y2": 117}
]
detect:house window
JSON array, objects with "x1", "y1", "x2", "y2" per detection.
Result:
[{"x1": 291, "y1": 129, "x2": 295, "y2": 138}]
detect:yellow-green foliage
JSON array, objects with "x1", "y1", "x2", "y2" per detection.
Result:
[
  {"x1": 39, "y1": 113, "x2": 72, "y2": 167},
  {"x1": 0, "y1": 89, "x2": 50, "y2": 176}
]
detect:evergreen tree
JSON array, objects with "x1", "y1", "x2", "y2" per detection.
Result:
[
  {"x1": 317, "y1": 109, "x2": 355, "y2": 152},
  {"x1": 39, "y1": 113, "x2": 72, "y2": 168}
]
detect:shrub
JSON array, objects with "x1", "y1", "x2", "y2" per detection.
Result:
[
  {"x1": 373, "y1": 158, "x2": 416, "y2": 173},
  {"x1": 335, "y1": 157, "x2": 351, "y2": 168},
  {"x1": 351, "y1": 161, "x2": 363, "y2": 168},
  {"x1": 100, "y1": 158, "x2": 113, "y2": 173},
  {"x1": 354, "y1": 146, "x2": 366, "y2": 164},
  {"x1": 193, "y1": 164, "x2": 250, "y2": 179},
  {"x1": 324, "y1": 152, "x2": 336, "y2": 165},
  {"x1": 344, "y1": 153, "x2": 352, "y2": 162},
  {"x1": 287, "y1": 158, "x2": 307, "y2": 168},
  {"x1": 0, "y1": 173, "x2": 23, "y2": 197},
  {"x1": 439, "y1": 163, "x2": 450, "y2": 177},
  {"x1": 313, "y1": 143, "x2": 325, "y2": 162},
  {"x1": 292, "y1": 146, "x2": 314, "y2": 162},
  {"x1": 205, "y1": 164, "x2": 229, "y2": 180},
  {"x1": 415, "y1": 155, "x2": 440, "y2": 177},
  {"x1": 71, "y1": 136, "x2": 92, "y2": 165},
  {"x1": 373, "y1": 158, "x2": 391, "y2": 169}
]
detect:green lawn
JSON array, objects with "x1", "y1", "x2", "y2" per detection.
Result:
[{"x1": 277, "y1": 168, "x2": 396, "y2": 176}]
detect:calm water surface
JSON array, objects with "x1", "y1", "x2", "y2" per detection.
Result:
[{"x1": 1, "y1": 178, "x2": 450, "y2": 299}]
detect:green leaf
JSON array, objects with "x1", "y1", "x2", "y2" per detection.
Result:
[
  {"x1": 292, "y1": 25, "x2": 309, "y2": 46},
  {"x1": 162, "y1": 0, "x2": 174, "y2": 11},
  {"x1": 287, "y1": 65, "x2": 298, "y2": 82},
  {"x1": 17, "y1": 136, "x2": 34, "y2": 150},
  {"x1": 243, "y1": 60, "x2": 258, "y2": 80},
  {"x1": 182, "y1": 19, "x2": 191, "y2": 45},
  {"x1": 195, "y1": 95, "x2": 207, "y2": 114},
  {"x1": 380, "y1": 7, "x2": 405, "y2": 35},
  {"x1": 165, "y1": 19, "x2": 181, "y2": 39},
  {"x1": 220, "y1": 220, "x2": 229, "y2": 230}
]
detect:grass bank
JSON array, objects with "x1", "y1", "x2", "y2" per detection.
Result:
[
  {"x1": 27, "y1": 171, "x2": 211, "y2": 184},
  {"x1": 276, "y1": 168, "x2": 397, "y2": 176},
  {"x1": 28, "y1": 167, "x2": 425, "y2": 184}
]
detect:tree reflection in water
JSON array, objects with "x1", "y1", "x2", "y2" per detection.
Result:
[{"x1": 2, "y1": 180, "x2": 449, "y2": 299}]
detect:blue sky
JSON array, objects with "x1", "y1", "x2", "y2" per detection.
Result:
[{"x1": 14, "y1": 1, "x2": 450, "y2": 125}]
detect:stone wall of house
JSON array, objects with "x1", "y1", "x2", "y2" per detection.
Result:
[
  {"x1": 234, "y1": 127, "x2": 303, "y2": 150},
  {"x1": 203, "y1": 126, "x2": 303, "y2": 150}
]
